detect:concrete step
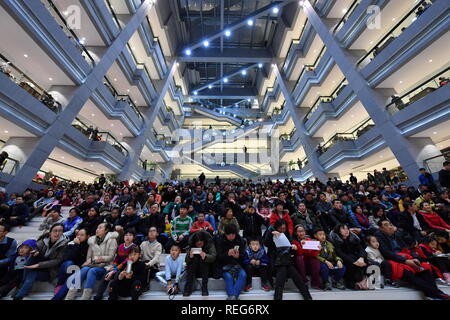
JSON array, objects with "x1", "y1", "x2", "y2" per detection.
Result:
[{"x1": 14, "y1": 285, "x2": 450, "y2": 301}]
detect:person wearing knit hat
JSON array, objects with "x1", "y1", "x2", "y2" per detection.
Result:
[{"x1": 0, "y1": 239, "x2": 35, "y2": 297}]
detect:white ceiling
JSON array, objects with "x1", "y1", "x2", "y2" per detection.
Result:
[
  {"x1": 376, "y1": 32, "x2": 450, "y2": 93},
  {"x1": 141, "y1": 145, "x2": 165, "y2": 163},
  {"x1": 78, "y1": 99, "x2": 133, "y2": 138},
  {"x1": 312, "y1": 101, "x2": 370, "y2": 140},
  {"x1": 106, "y1": 61, "x2": 147, "y2": 107},
  {"x1": 0, "y1": 7, "x2": 74, "y2": 90},
  {"x1": 327, "y1": 0, "x2": 356, "y2": 19},
  {"x1": 0, "y1": 117, "x2": 36, "y2": 141},
  {"x1": 350, "y1": 0, "x2": 418, "y2": 51},
  {"x1": 288, "y1": 34, "x2": 324, "y2": 81}
]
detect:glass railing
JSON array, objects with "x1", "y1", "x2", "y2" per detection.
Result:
[
  {"x1": 41, "y1": 0, "x2": 95, "y2": 67},
  {"x1": 304, "y1": 78, "x2": 348, "y2": 122},
  {"x1": 385, "y1": 67, "x2": 450, "y2": 114},
  {"x1": 138, "y1": 158, "x2": 157, "y2": 172},
  {"x1": 97, "y1": 132, "x2": 129, "y2": 157},
  {"x1": 71, "y1": 117, "x2": 128, "y2": 157},
  {"x1": 356, "y1": 0, "x2": 430, "y2": 69},
  {"x1": 103, "y1": 76, "x2": 144, "y2": 121},
  {"x1": 281, "y1": 17, "x2": 309, "y2": 71},
  {"x1": 424, "y1": 151, "x2": 450, "y2": 174},
  {"x1": 0, "y1": 53, "x2": 62, "y2": 113},
  {"x1": 332, "y1": 0, "x2": 362, "y2": 34},
  {"x1": 104, "y1": 0, "x2": 122, "y2": 30},
  {"x1": 0, "y1": 157, "x2": 19, "y2": 175},
  {"x1": 317, "y1": 118, "x2": 375, "y2": 155},
  {"x1": 294, "y1": 45, "x2": 326, "y2": 90}
]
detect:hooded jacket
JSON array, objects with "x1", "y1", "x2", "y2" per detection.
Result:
[{"x1": 86, "y1": 231, "x2": 119, "y2": 270}]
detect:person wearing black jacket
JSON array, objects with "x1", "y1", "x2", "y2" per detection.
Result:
[
  {"x1": 215, "y1": 224, "x2": 246, "y2": 300},
  {"x1": 202, "y1": 193, "x2": 219, "y2": 223},
  {"x1": 263, "y1": 219, "x2": 312, "y2": 300},
  {"x1": 108, "y1": 247, "x2": 146, "y2": 300},
  {"x1": 52, "y1": 229, "x2": 90, "y2": 300},
  {"x1": 397, "y1": 201, "x2": 429, "y2": 241},
  {"x1": 276, "y1": 192, "x2": 297, "y2": 215},
  {"x1": 7, "y1": 196, "x2": 29, "y2": 226},
  {"x1": 76, "y1": 207, "x2": 103, "y2": 236},
  {"x1": 328, "y1": 200, "x2": 361, "y2": 234},
  {"x1": 375, "y1": 220, "x2": 450, "y2": 300},
  {"x1": 242, "y1": 206, "x2": 265, "y2": 242},
  {"x1": 115, "y1": 205, "x2": 140, "y2": 233},
  {"x1": 329, "y1": 224, "x2": 368, "y2": 289},
  {"x1": 138, "y1": 204, "x2": 166, "y2": 245},
  {"x1": 220, "y1": 193, "x2": 243, "y2": 227},
  {"x1": 76, "y1": 194, "x2": 98, "y2": 219}
]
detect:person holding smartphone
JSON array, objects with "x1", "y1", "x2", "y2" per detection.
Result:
[
  {"x1": 216, "y1": 224, "x2": 246, "y2": 300},
  {"x1": 183, "y1": 230, "x2": 216, "y2": 296}
]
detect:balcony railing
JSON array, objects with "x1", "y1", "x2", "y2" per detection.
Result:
[
  {"x1": 0, "y1": 53, "x2": 62, "y2": 113},
  {"x1": 356, "y1": 0, "x2": 430, "y2": 69},
  {"x1": 303, "y1": 78, "x2": 348, "y2": 122},
  {"x1": 332, "y1": 0, "x2": 362, "y2": 34},
  {"x1": 317, "y1": 118, "x2": 375, "y2": 155},
  {"x1": 71, "y1": 117, "x2": 129, "y2": 157},
  {"x1": 0, "y1": 157, "x2": 19, "y2": 175},
  {"x1": 103, "y1": 76, "x2": 144, "y2": 121},
  {"x1": 424, "y1": 151, "x2": 450, "y2": 174},
  {"x1": 294, "y1": 45, "x2": 326, "y2": 90},
  {"x1": 41, "y1": 0, "x2": 96, "y2": 67},
  {"x1": 104, "y1": 0, "x2": 122, "y2": 30},
  {"x1": 386, "y1": 67, "x2": 449, "y2": 114}
]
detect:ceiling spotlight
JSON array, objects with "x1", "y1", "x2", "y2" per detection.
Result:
[
  {"x1": 49, "y1": 77, "x2": 53, "y2": 81},
  {"x1": 247, "y1": 19, "x2": 254, "y2": 26},
  {"x1": 272, "y1": 7, "x2": 279, "y2": 14},
  {"x1": 208, "y1": 85, "x2": 212, "y2": 89},
  {"x1": 342, "y1": 8, "x2": 347, "y2": 13},
  {"x1": 4, "y1": 130, "x2": 8, "y2": 134},
  {"x1": 224, "y1": 29, "x2": 231, "y2": 37},
  {"x1": 193, "y1": 91, "x2": 198, "y2": 95},
  {"x1": 223, "y1": 77, "x2": 228, "y2": 83},
  {"x1": 247, "y1": 98, "x2": 251, "y2": 102},
  {"x1": 203, "y1": 40, "x2": 209, "y2": 47},
  {"x1": 185, "y1": 49, "x2": 192, "y2": 56},
  {"x1": 79, "y1": 38, "x2": 86, "y2": 45},
  {"x1": 23, "y1": 54, "x2": 28, "y2": 58},
  {"x1": 91, "y1": 113, "x2": 95, "y2": 117},
  {"x1": 241, "y1": 70, "x2": 247, "y2": 76},
  {"x1": 258, "y1": 63, "x2": 263, "y2": 68}
]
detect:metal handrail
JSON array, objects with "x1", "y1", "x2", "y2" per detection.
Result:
[
  {"x1": 41, "y1": 0, "x2": 96, "y2": 67},
  {"x1": 356, "y1": 0, "x2": 428, "y2": 68},
  {"x1": 332, "y1": 0, "x2": 361, "y2": 34},
  {"x1": 294, "y1": 45, "x2": 326, "y2": 90},
  {"x1": 0, "y1": 157, "x2": 19, "y2": 175},
  {"x1": 385, "y1": 66, "x2": 449, "y2": 112},
  {"x1": 0, "y1": 53, "x2": 62, "y2": 113},
  {"x1": 104, "y1": 0, "x2": 122, "y2": 30},
  {"x1": 103, "y1": 76, "x2": 144, "y2": 121},
  {"x1": 97, "y1": 132, "x2": 129, "y2": 157}
]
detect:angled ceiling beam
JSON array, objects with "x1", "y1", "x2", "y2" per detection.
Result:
[
  {"x1": 178, "y1": 48, "x2": 274, "y2": 63},
  {"x1": 190, "y1": 87, "x2": 258, "y2": 99},
  {"x1": 191, "y1": 63, "x2": 260, "y2": 94},
  {"x1": 181, "y1": 1, "x2": 290, "y2": 54}
]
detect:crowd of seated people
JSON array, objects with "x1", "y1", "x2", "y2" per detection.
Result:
[{"x1": 0, "y1": 163, "x2": 449, "y2": 301}]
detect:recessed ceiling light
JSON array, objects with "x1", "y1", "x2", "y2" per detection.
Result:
[
  {"x1": 350, "y1": 114, "x2": 354, "y2": 118},
  {"x1": 208, "y1": 85, "x2": 212, "y2": 89},
  {"x1": 342, "y1": 8, "x2": 347, "y2": 13},
  {"x1": 111, "y1": 124, "x2": 114, "y2": 127},
  {"x1": 114, "y1": 78, "x2": 117, "y2": 82},
  {"x1": 223, "y1": 77, "x2": 228, "y2": 83},
  {"x1": 203, "y1": 40, "x2": 210, "y2": 47},
  {"x1": 428, "y1": 59, "x2": 433, "y2": 63},
  {"x1": 61, "y1": 156, "x2": 65, "y2": 159},
  {"x1": 224, "y1": 29, "x2": 231, "y2": 37},
  {"x1": 193, "y1": 91, "x2": 198, "y2": 95},
  {"x1": 399, "y1": 81, "x2": 403, "y2": 84},
  {"x1": 241, "y1": 70, "x2": 247, "y2": 75},
  {"x1": 370, "y1": 41, "x2": 373, "y2": 44},
  {"x1": 127, "y1": 89, "x2": 130, "y2": 92},
  {"x1": 379, "y1": 155, "x2": 383, "y2": 158},
  {"x1": 91, "y1": 113, "x2": 95, "y2": 117},
  {"x1": 63, "y1": 11, "x2": 68, "y2": 16},
  {"x1": 49, "y1": 78, "x2": 53, "y2": 81},
  {"x1": 272, "y1": 7, "x2": 279, "y2": 14},
  {"x1": 433, "y1": 131, "x2": 437, "y2": 135},
  {"x1": 119, "y1": 133, "x2": 123, "y2": 136},
  {"x1": 392, "y1": 18, "x2": 396, "y2": 21},
  {"x1": 247, "y1": 19, "x2": 254, "y2": 26},
  {"x1": 4, "y1": 130, "x2": 8, "y2": 134},
  {"x1": 185, "y1": 49, "x2": 192, "y2": 56},
  {"x1": 258, "y1": 63, "x2": 263, "y2": 68},
  {"x1": 23, "y1": 54, "x2": 28, "y2": 58}
]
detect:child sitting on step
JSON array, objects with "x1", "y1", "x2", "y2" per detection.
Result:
[{"x1": 155, "y1": 244, "x2": 184, "y2": 295}]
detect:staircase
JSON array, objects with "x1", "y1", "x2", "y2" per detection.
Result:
[
  {"x1": 190, "y1": 105, "x2": 242, "y2": 127},
  {"x1": 4, "y1": 207, "x2": 450, "y2": 300}
]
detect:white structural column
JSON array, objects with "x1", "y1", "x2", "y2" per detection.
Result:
[
  {"x1": 302, "y1": 0, "x2": 443, "y2": 185},
  {"x1": 5, "y1": 0, "x2": 156, "y2": 193},
  {"x1": 118, "y1": 60, "x2": 178, "y2": 181},
  {"x1": 273, "y1": 65, "x2": 329, "y2": 182}
]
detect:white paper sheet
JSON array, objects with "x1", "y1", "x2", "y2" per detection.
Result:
[
  {"x1": 302, "y1": 240, "x2": 321, "y2": 250},
  {"x1": 273, "y1": 233, "x2": 292, "y2": 248}
]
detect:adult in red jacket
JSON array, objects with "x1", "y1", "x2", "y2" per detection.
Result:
[
  {"x1": 419, "y1": 202, "x2": 450, "y2": 232},
  {"x1": 375, "y1": 220, "x2": 450, "y2": 300},
  {"x1": 292, "y1": 225, "x2": 321, "y2": 289},
  {"x1": 269, "y1": 203, "x2": 293, "y2": 235}
]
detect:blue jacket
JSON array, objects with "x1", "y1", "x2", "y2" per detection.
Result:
[
  {"x1": 243, "y1": 247, "x2": 269, "y2": 266},
  {"x1": 63, "y1": 216, "x2": 83, "y2": 238},
  {"x1": 419, "y1": 173, "x2": 434, "y2": 186}
]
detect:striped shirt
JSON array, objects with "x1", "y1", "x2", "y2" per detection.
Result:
[{"x1": 171, "y1": 215, "x2": 193, "y2": 237}]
